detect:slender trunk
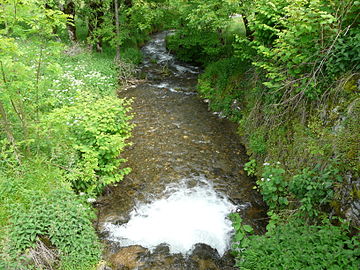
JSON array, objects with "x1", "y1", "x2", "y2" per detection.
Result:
[
  {"x1": 0, "y1": 102, "x2": 21, "y2": 164},
  {"x1": 63, "y1": 1, "x2": 77, "y2": 43},
  {"x1": 0, "y1": 61, "x2": 22, "y2": 163},
  {"x1": 88, "y1": 1, "x2": 104, "y2": 52},
  {"x1": 36, "y1": 46, "x2": 43, "y2": 122},
  {"x1": 114, "y1": 0, "x2": 120, "y2": 60}
]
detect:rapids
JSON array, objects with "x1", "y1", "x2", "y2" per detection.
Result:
[{"x1": 96, "y1": 31, "x2": 266, "y2": 269}]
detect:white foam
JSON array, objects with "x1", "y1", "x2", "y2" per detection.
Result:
[{"x1": 104, "y1": 178, "x2": 236, "y2": 256}]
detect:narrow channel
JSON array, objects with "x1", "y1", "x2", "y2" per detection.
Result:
[{"x1": 96, "y1": 31, "x2": 266, "y2": 269}]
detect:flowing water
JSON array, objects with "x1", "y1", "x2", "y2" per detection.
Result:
[{"x1": 96, "y1": 31, "x2": 266, "y2": 270}]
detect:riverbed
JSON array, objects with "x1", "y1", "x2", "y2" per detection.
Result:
[{"x1": 95, "y1": 31, "x2": 266, "y2": 270}]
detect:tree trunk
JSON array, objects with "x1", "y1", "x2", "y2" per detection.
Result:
[
  {"x1": 114, "y1": 0, "x2": 120, "y2": 60},
  {"x1": 63, "y1": 1, "x2": 77, "y2": 43},
  {"x1": 88, "y1": 1, "x2": 104, "y2": 52}
]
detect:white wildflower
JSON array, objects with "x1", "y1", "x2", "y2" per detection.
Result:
[{"x1": 87, "y1": 198, "x2": 96, "y2": 203}]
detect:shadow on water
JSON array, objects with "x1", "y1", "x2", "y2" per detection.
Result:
[{"x1": 96, "y1": 31, "x2": 267, "y2": 270}]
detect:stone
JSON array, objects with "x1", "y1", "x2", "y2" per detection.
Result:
[{"x1": 109, "y1": 245, "x2": 148, "y2": 269}]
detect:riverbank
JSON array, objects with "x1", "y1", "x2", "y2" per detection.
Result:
[
  {"x1": 0, "y1": 39, "x2": 133, "y2": 269},
  {"x1": 164, "y1": 0, "x2": 359, "y2": 268}
]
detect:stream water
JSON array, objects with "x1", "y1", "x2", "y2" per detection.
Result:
[{"x1": 96, "y1": 32, "x2": 266, "y2": 270}]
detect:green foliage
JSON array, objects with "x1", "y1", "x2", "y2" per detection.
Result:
[
  {"x1": 234, "y1": 0, "x2": 360, "y2": 103},
  {"x1": 39, "y1": 94, "x2": 133, "y2": 193},
  {"x1": 165, "y1": 0, "x2": 242, "y2": 65},
  {"x1": 197, "y1": 57, "x2": 249, "y2": 120},
  {"x1": 256, "y1": 163, "x2": 289, "y2": 210},
  {"x1": 232, "y1": 219, "x2": 360, "y2": 270},
  {"x1": 1, "y1": 2, "x2": 135, "y2": 268},
  {"x1": 290, "y1": 165, "x2": 342, "y2": 217},
  {"x1": 121, "y1": 47, "x2": 143, "y2": 65},
  {"x1": 0, "y1": 159, "x2": 101, "y2": 270},
  {"x1": 9, "y1": 190, "x2": 101, "y2": 269},
  {"x1": 0, "y1": 0, "x2": 67, "y2": 38},
  {"x1": 249, "y1": 131, "x2": 267, "y2": 155},
  {"x1": 166, "y1": 30, "x2": 228, "y2": 65},
  {"x1": 326, "y1": 27, "x2": 360, "y2": 77},
  {"x1": 44, "y1": 50, "x2": 119, "y2": 108},
  {"x1": 334, "y1": 99, "x2": 360, "y2": 174},
  {"x1": 76, "y1": 0, "x2": 168, "y2": 50},
  {"x1": 229, "y1": 213, "x2": 254, "y2": 251},
  {"x1": 244, "y1": 159, "x2": 257, "y2": 176}
]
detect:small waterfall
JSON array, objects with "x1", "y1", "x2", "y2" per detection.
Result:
[{"x1": 104, "y1": 177, "x2": 236, "y2": 256}]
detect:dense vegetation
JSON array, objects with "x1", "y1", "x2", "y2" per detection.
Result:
[
  {"x1": 1, "y1": 0, "x2": 359, "y2": 269},
  {"x1": 0, "y1": 0, "x2": 168, "y2": 268},
  {"x1": 166, "y1": 0, "x2": 359, "y2": 269}
]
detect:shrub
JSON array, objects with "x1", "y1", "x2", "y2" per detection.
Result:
[
  {"x1": 121, "y1": 47, "x2": 143, "y2": 65},
  {"x1": 197, "y1": 57, "x2": 248, "y2": 121},
  {"x1": 166, "y1": 29, "x2": 228, "y2": 65},
  {"x1": 8, "y1": 190, "x2": 101, "y2": 269},
  {"x1": 39, "y1": 93, "x2": 133, "y2": 193},
  {"x1": 256, "y1": 163, "x2": 288, "y2": 210},
  {"x1": 289, "y1": 165, "x2": 342, "y2": 217},
  {"x1": 0, "y1": 159, "x2": 101, "y2": 269},
  {"x1": 232, "y1": 219, "x2": 360, "y2": 270}
]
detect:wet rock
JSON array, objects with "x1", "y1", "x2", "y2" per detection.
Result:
[
  {"x1": 220, "y1": 250, "x2": 237, "y2": 270},
  {"x1": 109, "y1": 245, "x2": 148, "y2": 270},
  {"x1": 191, "y1": 243, "x2": 220, "y2": 261},
  {"x1": 138, "y1": 245, "x2": 183, "y2": 270},
  {"x1": 189, "y1": 244, "x2": 221, "y2": 270},
  {"x1": 153, "y1": 243, "x2": 171, "y2": 254},
  {"x1": 97, "y1": 261, "x2": 113, "y2": 270},
  {"x1": 114, "y1": 215, "x2": 131, "y2": 226}
]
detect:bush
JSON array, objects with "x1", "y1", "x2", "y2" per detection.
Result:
[
  {"x1": 39, "y1": 93, "x2": 133, "y2": 193},
  {"x1": 290, "y1": 165, "x2": 342, "y2": 217},
  {"x1": 197, "y1": 57, "x2": 249, "y2": 121},
  {"x1": 121, "y1": 47, "x2": 143, "y2": 65},
  {"x1": 11, "y1": 190, "x2": 100, "y2": 269},
  {"x1": 256, "y1": 163, "x2": 288, "y2": 210},
  {"x1": 166, "y1": 29, "x2": 230, "y2": 65},
  {"x1": 0, "y1": 159, "x2": 101, "y2": 270},
  {"x1": 232, "y1": 219, "x2": 360, "y2": 270}
]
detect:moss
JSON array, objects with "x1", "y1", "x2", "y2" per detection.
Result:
[{"x1": 343, "y1": 75, "x2": 360, "y2": 94}]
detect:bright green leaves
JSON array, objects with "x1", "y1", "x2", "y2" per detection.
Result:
[
  {"x1": 255, "y1": 162, "x2": 343, "y2": 218},
  {"x1": 256, "y1": 163, "x2": 288, "y2": 210},
  {"x1": 40, "y1": 95, "x2": 133, "y2": 194},
  {"x1": 166, "y1": 0, "x2": 243, "y2": 65},
  {"x1": 229, "y1": 213, "x2": 254, "y2": 251},
  {"x1": 0, "y1": 0, "x2": 67, "y2": 38},
  {"x1": 8, "y1": 189, "x2": 101, "y2": 269},
  {"x1": 232, "y1": 219, "x2": 360, "y2": 269},
  {"x1": 289, "y1": 165, "x2": 342, "y2": 217},
  {"x1": 244, "y1": 159, "x2": 257, "y2": 176},
  {"x1": 234, "y1": 0, "x2": 359, "y2": 103}
]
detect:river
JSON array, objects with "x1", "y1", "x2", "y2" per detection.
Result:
[{"x1": 96, "y1": 31, "x2": 266, "y2": 270}]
